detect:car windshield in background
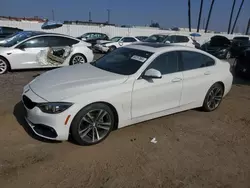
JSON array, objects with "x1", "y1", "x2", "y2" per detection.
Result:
[
  {"x1": 1, "y1": 31, "x2": 41, "y2": 47},
  {"x1": 91, "y1": 47, "x2": 153, "y2": 75},
  {"x1": 144, "y1": 35, "x2": 168, "y2": 43},
  {"x1": 111, "y1": 37, "x2": 122, "y2": 42}
]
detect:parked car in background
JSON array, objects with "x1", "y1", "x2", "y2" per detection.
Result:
[
  {"x1": 93, "y1": 36, "x2": 140, "y2": 53},
  {"x1": 231, "y1": 36, "x2": 250, "y2": 58},
  {"x1": 96, "y1": 36, "x2": 122, "y2": 45},
  {"x1": 22, "y1": 43, "x2": 233, "y2": 145},
  {"x1": 135, "y1": 36, "x2": 148, "y2": 41},
  {"x1": 201, "y1": 35, "x2": 232, "y2": 59},
  {"x1": 0, "y1": 31, "x2": 93, "y2": 74},
  {"x1": 77, "y1": 32, "x2": 109, "y2": 47},
  {"x1": 234, "y1": 48, "x2": 250, "y2": 79},
  {"x1": 0, "y1": 26, "x2": 23, "y2": 40},
  {"x1": 144, "y1": 33, "x2": 197, "y2": 48}
]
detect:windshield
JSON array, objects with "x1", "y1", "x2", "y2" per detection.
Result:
[
  {"x1": 110, "y1": 37, "x2": 122, "y2": 42},
  {"x1": 91, "y1": 47, "x2": 153, "y2": 75},
  {"x1": 144, "y1": 35, "x2": 168, "y2": 43},
  {"x1": 1, "y1": 31, "x2": 40, "y2": 47}
]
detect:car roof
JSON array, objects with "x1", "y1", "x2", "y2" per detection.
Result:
[
  {"x1": 18, "y1": 31, "x2": 80, "y2": 39},
  {"x1": 151, "y1": 33, "x2": 190, "y2": 37},
  {"x1": 125, "y1": 42, "x2": 202, "y2": 53}
]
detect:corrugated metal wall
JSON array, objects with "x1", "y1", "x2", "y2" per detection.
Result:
[{"x1": 0, "y1": 20, "x2": 248, "y2": 45}]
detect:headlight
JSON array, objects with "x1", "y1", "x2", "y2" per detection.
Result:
[{"x1": 37, "y1": 102, "x2": 73, "y2": 114}]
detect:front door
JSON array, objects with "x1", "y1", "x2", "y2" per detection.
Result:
[
  {"x1": 132, "y1": 51, "x2": 183, "y2": 118},
  {"x1": 10, "y1": 36, "x2": 49, "y2": 69}
]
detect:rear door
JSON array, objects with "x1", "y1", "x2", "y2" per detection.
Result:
[{"x1": 179, "y1": 51, "x2": 215, "y2": 106}]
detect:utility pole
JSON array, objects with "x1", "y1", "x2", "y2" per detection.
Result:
[
  {"x1": 188, "y1": 0, "x2": 191, "y2": 32},
  {"x1": 231, "y1": 0, "x2": 245, "y2": 34},
  {"x1": 107, "y1": 9, "x2": 110, "y2": 24},
  {"x1": 89, "y1": 11, "x2": 92, "y2": 22},
  {"x1": 205, "y1": 0, "x2": 215, "y2": 33},
  {"x1": 52, "y1": 9, "x2": 55, "y2": 20},
  {"x1": 245, "y1": 18, "x2": 250, "y2": 35},
  {"x1": 197, "y1": 0, "x2": 204, "y2": 33},
  {"x1": 228, "y1": 0, "x2": 236, "y2": 34}
]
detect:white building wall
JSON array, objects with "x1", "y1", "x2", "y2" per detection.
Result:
[{"x1": 0, "y1": 20, "x2": 248, "y2": 45}]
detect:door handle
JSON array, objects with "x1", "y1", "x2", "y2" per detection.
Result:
[
  {"x1": 204, "y1": 71, "x2": 211, "y2": 75},
  {"x1": 171, "y1": 78, "x2": 182, "y2": 82}
]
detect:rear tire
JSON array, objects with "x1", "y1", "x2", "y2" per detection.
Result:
[
  {"x1": 70, "y1": 103, "x2": 115, "y2": 146},
  {"x1": 0, "y1": 57, "x2": 10, "y2": 75},
  {"x1": 202, "y1": 83, "x2": 224, "y2": 112},
  {"x1": 69, "y1": 53, "x2": 86, "y2": 65}
]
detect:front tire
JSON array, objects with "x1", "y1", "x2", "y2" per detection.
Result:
[
  {"x1": 70, "y1": 103, "x2": 115, "y2": 146},
  {"x1": 108, "y1": 46, "x2": 116, "y2": 52},
  {"x1": 0, "y1": 57, "x2": 10, "y2": 75},
  {"x1": 202, "y1": 83, "x2": 224, "y2": 112},
  {"x1": 70, "y1": 53, "x2": 86, "y2": 65}
]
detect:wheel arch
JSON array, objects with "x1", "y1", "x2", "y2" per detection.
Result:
[{"x1": 70, "y1": 101, "x2": 119, "y2": 131}]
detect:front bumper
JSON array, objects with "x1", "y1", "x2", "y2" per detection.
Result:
[
  {"x1": 93, "y1": 44, "x2": 109, "y2": 53},
  {"x1": 22, "y1": 85, "x2": 72, "y2": 141}
]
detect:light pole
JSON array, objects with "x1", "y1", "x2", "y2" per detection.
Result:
[
  {"x1": 205, "y1": 0, "x2": 215, "y2": 33},
  {"x1": 188, "y1": 0, "x2": 191, "y2": 32},
  {"x1": 228, "y1": 0, "x2": 236, "y2": 34},
  {"x1": 231, "y1": 0, "x2": 245, "y2": 34},
  {"x1": 197, "y1": 0, "x2": 204, "y2": 33},
  {"x1": 107, "y1": 9, "x2": 110, "y2": 24}
]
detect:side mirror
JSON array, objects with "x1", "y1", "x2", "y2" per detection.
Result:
[
  {"x1": 118, "y1": 41, "x2": 124, "y2": 46},
  {"x1": 143, "y1": 68, "x2": 162, "y2": 79},
  {"x1": 165, "y1": 40, "x2": 171, "y2": 44},
  {"x1": 17, "y1": 44, "x2": 25, "y2": 50}
]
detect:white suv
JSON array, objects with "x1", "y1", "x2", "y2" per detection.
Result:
[{"x1": 144, "y1": 33, "x2": 198, "y2": 48}]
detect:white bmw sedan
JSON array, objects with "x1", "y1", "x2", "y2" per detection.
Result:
[
  {"x1": 22, "y1": 43, "x2": 233, "y2": 145},
  {"x1": 0, "y1": 31, "x2": 94, "y2": 74}
]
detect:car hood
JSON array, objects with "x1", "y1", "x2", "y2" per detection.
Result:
[
  {"x1": 29, "y1": 64, "x2": 128, "y2": 101},
  {"x1": 97, "y1": 40, "x2": 110, "y2": 44}
]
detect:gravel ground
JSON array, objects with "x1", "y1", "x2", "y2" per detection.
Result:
[{"x1": 0, "y1": 58, "x2": 250, "y2": 188}]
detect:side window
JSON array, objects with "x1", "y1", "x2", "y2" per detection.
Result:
[
  {"x1": 147, "y1": 52, "x2": 179, "y2": 75},
  {"x1": 176, "y1": 36, "x2": 189, "y2": 43},
  {"x1": 122, "y1": 37, "x2": 137, "y2": 42},
  {"x1": 47, "y1": 36, "x2": 79, "y2": 46},
  {"x1": 165, "y1": 35, "x2": 175, "y2": 43},
  {"x1": 20, "y1": 37, "x2": 49, "y2": 48},
  {"x1": 181, "y1": 51, "x2": 215, "y2": 71},
  {"x1": 49, "y1": 36, "x2": 79, "y2": 47}
]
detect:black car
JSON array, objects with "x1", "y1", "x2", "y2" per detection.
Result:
[
  {"x1": 234, "y1": 48, "x2": 250, "y2": 79},
  {"x1": 77, "y1": 32, "x2": 109, "y2": 46},
  {"x1": 231, "y1": 36, "x2": 250, "y2": 58},
  {"x1": 0, "y1": 26, "x2": 23, "y2": 40},
  {"x1": 201, "y1": 35, "x2": 231, "y2": 59}
]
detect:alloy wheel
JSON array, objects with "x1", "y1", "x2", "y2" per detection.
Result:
[
  {"x1": 78, "y1": 109, "x2": 112, "y2": 144},
  {"x1": 72, "y1": 55, "x2": 86, "y2": 64},
  {"x1": 206, "y1": 86, "x2": 223, "y2": 110},
  {"x1": 0, "y1": 59, "x2": 7, "y2": 74}
]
